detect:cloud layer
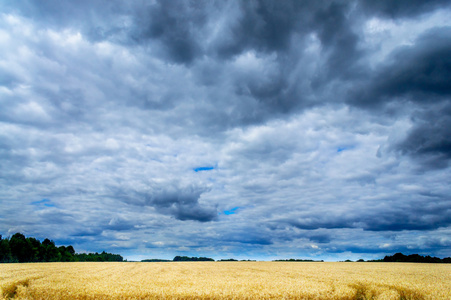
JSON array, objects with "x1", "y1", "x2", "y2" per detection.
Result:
[{"x1": 1, "y1": 0, "x2": 450, "y2": 261}]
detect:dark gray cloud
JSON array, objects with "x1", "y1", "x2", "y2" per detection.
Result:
[
  {"x1": 350, "y1": 27, "x2": 451, "y2": 107},
  {"x1": 280, "y1": 191, "x2": 451, "y2": 232},
  {"x1": 396, "y1": 104, "x2": 451, "y2": 169},
  {"x1": 360, "y1": 0, "x2": 451, "y2": 18},
  {"x1": 131, "y1": 1, "x2": 209, "y2": 64},
  {"x1": 212, "y1": 1, "x2": 308, "y2": 58},
  {"x1": 347, "y1": 26, "x2": 451, "y2": 169},
  {"x1": 111, "y1": 183, "x2": 217, "y2": 222},
  {"x1": 1, "y1": 0, "x2": 451, "y2": 261},
  {"x1": 312, "y1": 2, "x2": 364, "y2": 82}
]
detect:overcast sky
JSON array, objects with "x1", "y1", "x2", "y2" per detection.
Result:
[{"x1": 1, "y1": 0, "x2": 450, "y2": 261}]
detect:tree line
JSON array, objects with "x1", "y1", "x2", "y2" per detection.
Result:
[
  {"x1": 382, "y1": 253, "x2": 451, "y2": 263},
  {"x1": 142, "y1": 256, "x2": 214, "y2": 262},
  {"x1": 142, "y1": 257, "x2": 257, "y2": 262},
  {"x1": 273, "y1": 259, "x2": 324, "y2": 262},
  {"x1": 0, "y1": 233, "x2": 123, "y2": 263},
  {"x1": 173, "y1": 256, "x2": 214, "y2": 261},
  {"x1": 342, "y1": 253, "x2": 451, "y2": 263}
]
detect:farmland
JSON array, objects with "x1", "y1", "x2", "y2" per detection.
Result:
[{"x1": 1, "y1": 262, "x2": 450, "y2": 299}]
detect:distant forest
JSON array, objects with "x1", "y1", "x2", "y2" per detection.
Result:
[
  {"x1": 382, "y1": 253, "x2": 451, "y2": 263},
  {"x1": 142, "y1": 257, "x2": 257, "y2": 262},
  {"x1": 0, "y1": 233, "x2": 123, "y2": 263},
  {"x1": 273, "y1": 259, "x2": 324, "y2": 262},
  {"x1": 142, "y1": 256, "x2": 214, "y2": 262}
]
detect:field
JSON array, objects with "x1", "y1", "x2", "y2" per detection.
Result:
[{"x1": 1, "y1": 262, "x2": 450, "y2": 299}]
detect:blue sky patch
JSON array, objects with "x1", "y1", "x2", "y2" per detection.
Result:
[
  {"x1": 337, "y1": 146, "x2": 354, "y2": 153},
  {"x1": 31, "y1": 199, "x2": 55, "y2": 208},
  {"x1": 193, "y1": 166, "x2": 215, "y2": 172},
  {"x1": 223, "y1": 207, "x2": 240, "y2": 215}
]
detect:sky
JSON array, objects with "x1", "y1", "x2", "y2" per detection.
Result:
[{"x1": 0, "y1": 0, "x2": 450, "y2": 262}]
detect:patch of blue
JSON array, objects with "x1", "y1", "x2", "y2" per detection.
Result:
[
  {"x1": 337, "y1": 146, "x2": 354, "y2": 152},
  {"x1": 31, "y1": 199, "x2": 55, "y2": 208},
  {"x1": 223, "y1": 207, "x2": 240, "y2": 215},
  {"x1": 194, "y1": 166, "x2": 214, "y2": 172},
  {"x1": 32, "y1": 199, "x2": 50, "y2": 204}
]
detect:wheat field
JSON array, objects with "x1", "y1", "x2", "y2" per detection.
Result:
[{"x1": 1, "y1": 262, "x2": 450, "y2": 299}]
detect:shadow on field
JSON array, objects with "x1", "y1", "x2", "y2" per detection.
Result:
[
  {"x1": 348, "y1": 282, "x2": 425, "y2": 300},
  {"x1": 2, "y1": 279, "x2": 29, "y2": 299}
]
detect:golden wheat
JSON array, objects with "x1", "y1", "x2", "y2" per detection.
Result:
[{"x1": 1, "y1": 262, "x2": 450, "y2": 299}]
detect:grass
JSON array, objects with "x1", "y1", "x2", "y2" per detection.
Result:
[{"x1": 0, "y1": 262, "x2": 449, "y2": 299}]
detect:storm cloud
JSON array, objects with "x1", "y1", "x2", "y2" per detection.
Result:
[{"x1": 1, "y1": 0, "x2": 450, "y2": 261}]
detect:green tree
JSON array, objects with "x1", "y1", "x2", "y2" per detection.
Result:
[
  {"x1": 9, "y1": 233, "x2": 33, "y2": 262},
  {"x1": 1, "y1": 233, "x2": 123, "y2": 263},
  {"x1": 0, "y1": 235, "x2": 12, "y2": 262},
  {"x1": 66, "y1": 245, "x2": 75, "y2": 256},
  {"x1": 27, "y1": 237, "x2": 42, "y2": 262},
  {"x1": 42, "y1": 238, "x2": 60, "y2": 262},
  {"x1": 58, "y1": 246, "x2": 73, "y2": 262}
]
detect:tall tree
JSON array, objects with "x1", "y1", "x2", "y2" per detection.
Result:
[
  {"x1": 0, "y1": 235, "x2": 12, "y2": 262},
  {"x1": 9, "y1": 233, "x2": 33, "y2": 262}
]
